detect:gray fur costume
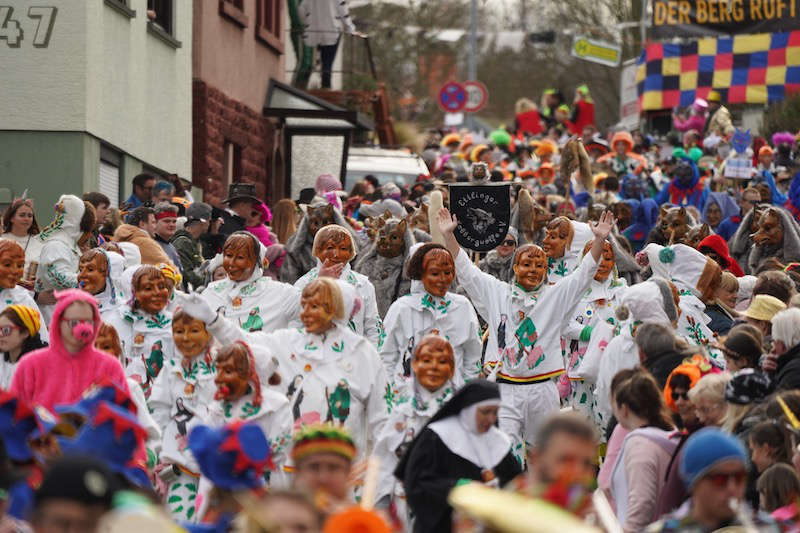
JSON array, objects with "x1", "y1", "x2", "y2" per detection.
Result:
[
  {"x1": 729, "y1": 207, "x2": 758, "y2": 271},
  {"x1": 279, "y1": 202, "x2": 358, "y2": 284},
  {"x1": 354, "y1": 218, "x2": 416, "y2": 318}
]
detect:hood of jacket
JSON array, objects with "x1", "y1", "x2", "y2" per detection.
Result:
[
  {"x1": 49, "y1": 289, "x2": 102, "y2": 358},
  {"x1": 39, "y1": 194, "x2": 85, "y2": 244}
]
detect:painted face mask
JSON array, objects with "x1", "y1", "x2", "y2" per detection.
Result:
[
  {"x1": 412, "y1": 342, "x2": 455, "y2": 392},
  {"x1": 214, "y1": 348, "x2": 251, "y2": 402},
  {"x1": 542, "y1": 218, "x2": 572, "y2": 259},
  {"x1": 78, "y1": 253, "x2": 108, "y2": 295},
  {"x1": 0, "y1": 245, "x2": 24, "y2": 290},
  {"x1": 420, "y1": 250, "x2": 455, "y2": 298},
  {"x1": 513, "y1": 247, "x2": 548, "y2": 291},
  {"x1": 223, "y1": 236, "x2": 258, "y2": 282},
  {"x1": 753, "y1": 210, "x2": 783, "y2": 248}
]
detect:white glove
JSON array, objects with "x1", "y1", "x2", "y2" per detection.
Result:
[{"x1": 174, "y1": 291, "x2": 217, "y2": 324}]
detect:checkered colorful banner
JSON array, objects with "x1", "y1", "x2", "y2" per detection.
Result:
[{"x1": 636, "y1": 30, "x2": 800, "y2": 110}]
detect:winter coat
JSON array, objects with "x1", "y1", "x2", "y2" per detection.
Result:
[
  {"x1": 477, "y1": 251, "x2": 514, "y2": 283},
  {"x1": 170, "y1": 229, "x2": 205, "y2": 289},
  {"x1": 775, "y1": 342, "x2": 800, "y2": 391},
  {"x1": 112, "y1": 224, "x2": 171, "y2": 266}
]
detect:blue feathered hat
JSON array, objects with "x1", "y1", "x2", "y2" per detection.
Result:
[
  {"x1": 0, "y1": 391, "x2": 39, "y2": 461},
  {"x1": 187, "y1": 421, "x2": 273, "y2": 491},
  {"x1": 54, "y1": 378, "x2": 137, "y2": 421},
  {"x1": 61, "y1": 401, "x2": 149, "y2": 487}
]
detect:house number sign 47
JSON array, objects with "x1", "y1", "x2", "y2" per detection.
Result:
[{"x1": 0, "y1": 6, "x2": 57, "y2": 48}]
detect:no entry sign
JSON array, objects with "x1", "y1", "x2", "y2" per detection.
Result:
[{"x1": 438, "y1": 81, "x2": 467, "y2": 113}]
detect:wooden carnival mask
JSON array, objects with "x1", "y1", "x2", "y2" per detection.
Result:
[
  {"x1": 421, "y1": 248, "x2": 455, "y2": 298},
  {"x1": 684, "y1": 224, "x2": 711, "y2": 249},
  {"x1": 0, "y1": 241, "x2": 25, "y2": 290},
  {"x1": 214, "y1": 344, "x2": 253, "y2": 402},
  {"x1": 412, "y1": 336, "x2": 455, "y2": 392},
  {"x1": 658, "y1": 206, "x2": 691, "y2": 244},
  {"x1": 513, "y1": 246, "x2": 548, "y2": 291},
  {"x1": 78, "y1": 249, "x2": 108, "y2": 295},
  {"x1": 542, "y1": 217, "x2": 573, "y2": 259},
  {"x1": 133, "y1": 267, "x2": 170, "y2": 315},
  {"x1": 223, "y1": 234, "x2": 258, "y2": 282}
]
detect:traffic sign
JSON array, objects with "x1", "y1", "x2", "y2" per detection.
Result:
[
  {"x1": 438, "y1": 81, "x2": 467, "y2": 113},
  {"x1": 463, "y1": 81, "x2": 489, "y2": 113},
  {"x1": 571, "y1": 35, "x2": 622, "y2": 67}
]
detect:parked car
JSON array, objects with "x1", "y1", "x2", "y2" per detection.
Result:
[{"x1": 345, "y1": 146, "x2": 428, "y2": 192}]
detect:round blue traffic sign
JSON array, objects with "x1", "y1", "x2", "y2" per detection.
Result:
[{"x1": 438, "y1": 81, "x2": 467, "y2": 113}]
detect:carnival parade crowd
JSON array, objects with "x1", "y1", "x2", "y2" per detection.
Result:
[{"x1": 5, "y1": 85, "x2": 800, "y2": 532}]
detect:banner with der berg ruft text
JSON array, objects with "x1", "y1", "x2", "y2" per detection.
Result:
[{"x1": 651, "y1": 0, "x2": 799, "y2": 39}]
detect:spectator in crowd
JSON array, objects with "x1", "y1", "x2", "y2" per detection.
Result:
[
  {"x1": 648, "y1": 428, "x2": 775, "y2": 531},
  {"x1": 81, "y1": 192, "x2": 111, "y2": 247},
  {"x1": 30, "y1": 455, "x2": 117, "y2": 533},
  {"x1": 689, "y1": 373, "x2": 730, "y2": 428},
  {"x1": 271, "y1": 199, "x2": 298, "y2": 245},
  {"x1": 112, "y1": 206, "x2": 170, "y2": 265},
  {"x1": 1, "y1": 198, "x2": 43, "y2": 284},
  {"x1": 122, "y1": 173, "x2": 156, "y2": 211},
  {"x1": 721, "y1": 324, "x2": 763, "y2": 372},
  {"x1": 153, "y1": 180, "x2": 175, "y2": 204},
  {"x1": 152, "y1": 203, "x2": 181, "y2": 269},
  {"x1": 757, "y1": 463, "x2": 800, "y2": 522},
  {"x1": 742, "y1": 294, "x2": 787, "y2": 341},
  {"x1": 769, "y1": 307, "x2": 800, "y2": 390},
  {"x1": 608, "y1": 368, "x2": 677, "y2": 532},
  {"x1": 171, "y1": 202, "x2": 211, "y2": 289},
  {"x1": 219, "y1": 183, "x2": 260, "y2": 238}
]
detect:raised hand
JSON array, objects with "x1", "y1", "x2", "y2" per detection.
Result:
[
  {"x1": 437, "y1": 207, "x2": 458, "y2": 235},
  {"x1": 174, "y1": 292, "x2": 217, "y2": 324},
  {"x1": 319, "y1": 260, "x2": 345, "y2": 279},
  {"x1": 590, "y1": 210, "x2": 616, "y2": 240}
]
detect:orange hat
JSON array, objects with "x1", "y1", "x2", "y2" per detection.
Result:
[
  {"x1": 535, "y1": 140, "x2": 557, "y2": 157},
  {"x1": 459, "y1": 135, "x2": 474, "y2": 154},
  {"x1": 441, "y1": 133, "x2": 461, "y2": 148},
  {"x1": 535, "y1": 162, "x2": 555, "y2": 185},
  {"x1": 663, "y1": 354, "x2": 719, "y2": 412},
  {"x1": 518, "y1": 169, "x2": 536, "y2": 180},
  {"x1": 759, "y1": 145, "x2": 774, "y2": 156},
  {"x1": 593, "y1": 172, "x2": 608, "y2": 187},
  {"x1": 470, "y1": 144, "x2": 490, "y2": 163}
]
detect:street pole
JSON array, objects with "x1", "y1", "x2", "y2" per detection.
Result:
[{"x1": 467, "y1": 0, "x2": 477, "y2": 131}]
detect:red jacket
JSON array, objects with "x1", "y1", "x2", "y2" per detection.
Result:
[
  {"x1": 571, "y1": 100, "x2": 595, "y2": 134},
  {"x1": 515, "y1": 110, "x2": 543, "y2": 136}
]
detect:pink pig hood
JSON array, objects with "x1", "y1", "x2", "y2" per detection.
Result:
[{"x1": 48, "y1": 289, "x2": 102, "y2": 357}]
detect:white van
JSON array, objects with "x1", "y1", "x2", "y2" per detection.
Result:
[{"x1": 344, "y1": 146, "x2": 428, "y2": 192}]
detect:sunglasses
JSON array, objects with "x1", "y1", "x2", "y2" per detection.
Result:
[
  {"x1": 0, "y1": 325, "x2": 21, "y2": 337},
  {"x1": 501, "y1": 240, "x2": 516, "y2": 246},
  {"x1": 705, "y1": 470, "x2": 747, "y2": 487},
  {"x1": 672, "y1": 391, "x2": 689, "y2": 401}
]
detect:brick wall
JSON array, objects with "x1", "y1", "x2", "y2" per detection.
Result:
[{"x1": 192, "y1": 80, "x2": 283, "y2": 207}]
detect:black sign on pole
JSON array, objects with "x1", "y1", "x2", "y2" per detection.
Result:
[
  {"x1": 448, "y1": 182, "x2": 511, "y2": 252},
  {"x1": 650, "y1": 0, "x2": 799, "y2": 39}
]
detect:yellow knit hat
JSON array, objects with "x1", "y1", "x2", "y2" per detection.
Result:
[
  {"x1": 6, "y1": 305, "x2": 41, "y2": 336},
  {"x1": 158, "y1": 263, "x2": 183, "y2": 286}
]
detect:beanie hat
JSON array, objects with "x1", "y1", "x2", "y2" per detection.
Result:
[
  {"x1": 722, "y1": 328, "x2": 763, "y2": 365},
  {"x1": 5, "y1": 305, "x2": 41, "y2": 337},
  {"x1": 291, "y1": 423, "x2": 356, "y2": 464},
  {"x1": 315, "y1": 174, "x2": 342, "y2": 195},
  {"x1": 679, "y1": 427, "x2": 747, "y2": 489},
  {"x1": 724, "y1": 368, "x2": 773, "y2": 405}
]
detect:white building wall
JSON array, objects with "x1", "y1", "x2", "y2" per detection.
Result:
[
  {"x1": 0, "y1": 0, "x2": 191, "y2": 177},
  {"x1": 86, "y1": 0, "x2": 192, "y2": 177},
  {"x1": 0, "y1": 0, "x2": 87, "y2": 130}
]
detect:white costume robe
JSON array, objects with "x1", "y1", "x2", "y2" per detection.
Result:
[
  {"x1": 380, "y1": 283, "x2": 481, "y2": 387},
  {"x1": 202, "y1": 268, "x2": 301, "y2": 334},
  {"x1": 294, "y1": 262, "x2": 384, "y2": 348},
  {"x1": 149, "y1": 351, "x2": 217, "y2": 522},
  {"x1": 207, "y1": 316, "x2": 389, "y2": 459},
  {"x1": 374, "y1": 380, "x2": 454, "y2": 529},
  {"x1": 106, "y1": 306, "x2": 175, "y2": 397},
  {"x1": 454, "y1": 248, "x2": 599, "y2": 461},
  {"x1": 561, "y1": 276, "x2": 627, "y2": 423}
]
